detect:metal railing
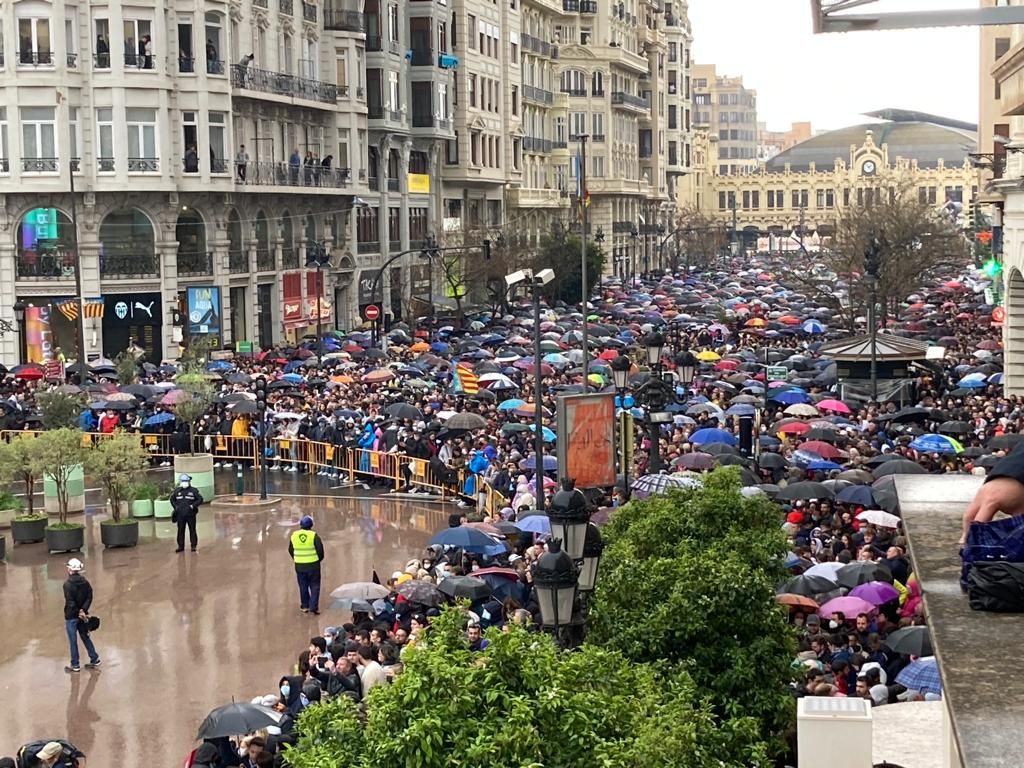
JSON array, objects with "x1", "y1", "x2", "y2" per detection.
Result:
[
  {"x1": 561, "y1": 88, "x2": 586, "y2": 97},
  {"x1": 387, "y1": 178, "x2": 399, "y2": 191},
  {"x1": 228, "y1": 250, "x2": 248, "y2": 273},
  {"x1": 93, "y1": 53, "x2": 111, "y2": 68},
  {"x1": 17, "y1": 257, "x2": 75, "y2": 279},
  {"x1": 412, "y1": 114, "x2": 452, "y2": 130},
  {"x1": 592, "y1": 133, "x2": 605, "y2": 143},
  {"x1": 100, "y1": 255, "x2": 159, "y2": 278},
  {"x1": 98, "y1": 157, "x2": 115, "y2": 172},
  {"x1": 611, "y1": 91, "x2": 649, "y2": 110},
  {"x1": 523, "y1": 136, "x2": 552, "y2": 153},
  {"x1": 124, "y1": 53, "x2": 156, "y2": 69},
  {"x1": 592, "y1": 88, "x2": 605, "y2": 96},
  {"x1": 280, "y1": 0, "x2": 294, "y2": 14},
  {"x1": 357, "y1": 241, "x2": 378, "y2": 254},
  {"x1": 303, "y1": 2, "x2": 318, "y2": 21},
  {"x1": 389, "y1": 240, "x2": 401, "y2": 252},
  {"x1": 22, "y1": 157, "x2": 59, "y2": 173},
  {"x1": 580, "y1": 0, "x2": 597, "y2": 12},
  {"x1": 521, "y1": 33, "x2": 553, "y2": 57},
  {"x1": 282, "y1": 247, "x2": 299, "y2": 269},
  {"x1": 179, "y1": 57, "x2": 195, "y2": 73},
  {"x1": 178, "y1": 251, "x2": 214, "y2": 276},
  {"x1": 256, "y1": 248, "x2": 275, "y2": 272},
  {"x1": 523, "y1": 84, "x2": 554, "y2": 104},
  {"x1": 18, "y1": 50, "x2": 53, "y2": 66},
  {"x1": 368, "y1": 176, "x2": 379, "y2": 190},
  {"x1": 324, "y1": 9, "x2": 364, "y2": 31},
  {"x1": 128, "y1": 157, "x2": 160, "y2": 172},
  {"x1": 207, "y1": 58, "x2": 225, "y2": 75},
  {"x1": 230, "y1": 64, "x2": 338, "y2": 104},
  {"x1": 0, "y1": 159, "x2": 8, "y2": 173},
  {"x1": 241, "y1": 160, "x2": 351, "y2": 188}
]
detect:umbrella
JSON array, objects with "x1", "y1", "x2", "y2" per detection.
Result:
[
  {"x1": 884, "y1": 626, "x2": 933, "y2": 657},
  {"x1": 856, "y1": 509, "x2": 901, "y2": 529},
  {"x1": 196, "y1": 703, "x2": 283, "y2": 740},
  {"x1": 775, "y1": 593, "x2": 819, "y2": 611},
  {"x1": 895, "y1": 657, "x2": 942, "y2": 694},
  {"x1": 837, "y1": 562, "x2": 893, "y2": 588},
  {"x1": 445, "y1": 412, "x2": 488, "y2": 431},
  {"x1": 429, "y1": 526, "x2": 502, "y2": 553},
  {"x1": 396, "y1": 580, "x2": 443, "y2": 607},
  {"x1": 989, "y1": 434, "x2": 1024, "y2": 451},
  {"x1": 818, "y1": 595, "x2": 877, "y2": 617},
  {"x1": 496, "y1": 399, "x2": 526, "y2": 412},
  {"x1": 631, "y1": 474, "x2": 700, "y2": 496},
  {"x1": 143, "y1": 412, "x2": 175, "y2": 426},
  {"x1": 871, "y1": 459, "x2": 927, "y2": 477},
  {"x1": 784, "y1": 403, "x2": 819, "y2": 417},
  {"x1": 689, "y1": 428, "x2": 736, "y2": 446},
  {"x1": 799, "y1": 440, "x2": 842, "y2": 459},
  {"x1": 384, "y1": 403, "x2": 423, "y2": 421},
  {"x1": 836, "y1": 485, "x2": 875, "y2": 506},
  {"x1": 850, "y1": 581, "x2": 901, "y2": 606},
  {"x1": 330, "y1": 581, "x2": 391, "y2": 600},
  {"x1": 230, "y1": 400, "x2": 259, "y2": 415},
  {"x1": 776, "y1": 481, "x2": 834, "y2": 501},
  {"x1": 758, "y1": 452, "x2": 788, "y2": 470},
  {"x1": 676, "y1": 452, "x2": 715, "y2": 470},
  {"x1": 804, "y1": 562, "x2": 845, "y2": 580},
  {"x1": 816, "y1": 398, "x2": 851, "y2": 414},
  {"x1": 160, "y1": 389, "x2": 190, "y2": 405},
  {"x1": 522, "y1": 454, "x2": 558, "y2": 471},
  {"x1": 438, "y1": 575, "x2": 492, "y2": 602},
  {"x1": 780, "y1": 574, "x2": 837, "y2": 597},
  {"x1": 515, "y1": 514, "x2": 551, "y2": 534},
  {"x1": 909, "y1": 433, "x2": 963, "y2": 455},
  {"x1": 871, "y1": 476, "x2": 900, "y2": 513}
]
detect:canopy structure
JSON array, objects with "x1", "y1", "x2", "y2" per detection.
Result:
[{"x1": 817, "y1": 333, "x2": 929, "y2": 363}]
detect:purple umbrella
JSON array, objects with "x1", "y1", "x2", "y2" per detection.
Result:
[
  {"x1": 849, "y1": 581, "x2": 900, "y2": 606},
  {"x1": 818, "y1": 595, "x2": 877, "y2": 617}
]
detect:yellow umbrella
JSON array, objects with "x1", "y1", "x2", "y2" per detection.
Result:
[
  {"x1": 696, "y1": 350, "x2": 721, "y2": 362},
  {"x1": 587, "y1": 373, "x2": 605, "y2": 386}
]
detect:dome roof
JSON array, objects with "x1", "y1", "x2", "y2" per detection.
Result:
[{"x1": 764, "y1": 120, "x2": 977, "y2": 173}]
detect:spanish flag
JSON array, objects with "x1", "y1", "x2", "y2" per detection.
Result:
[{"x1": 454, "y1": 363, "x2": 479, "y2": 395}]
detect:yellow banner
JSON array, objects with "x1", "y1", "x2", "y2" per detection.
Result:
[{"x1": 408, "y1": 173, "x2": 430, "y2": 194}]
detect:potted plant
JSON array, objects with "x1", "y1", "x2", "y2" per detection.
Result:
[
  {"x1": 86, "y1": 431, "x2": 149, "y2": 548},
  {"x1": 154, "y1": 479, "x2": 176, "y2": 519},
  {"x1": 131, "y1": 478, "x2": 159, "y2": 518},
  {"x1": 172, "y1": 371, "x2": 216, "y2": 502},
  {"x1": 33, "y1": 429, "x2": 87, "y2": 553},
  {"x1": 0, "y1": 435, "x2": 42, "y2": 525},
  {"x1": 37, "y1": 392, "x2": 88, "y2": 516}
]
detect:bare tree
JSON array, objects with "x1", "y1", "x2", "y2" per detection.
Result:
[
  {"x1": 436, "y1": 227, "x2": 534, "y2": 318},
  {"x1": 672, "y1": 206, "x2": 726, "y2": 272}
]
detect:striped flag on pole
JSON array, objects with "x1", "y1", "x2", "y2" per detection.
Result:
[
  {"x1": 83, "y1": 297, "x2": 105, "y2": 318},
  {"x1": 454, "y1": 363, "x2": 480, "y2": 395},
  {"x1": 54, "y1": 298, "x2": 79, "y2": 322}
]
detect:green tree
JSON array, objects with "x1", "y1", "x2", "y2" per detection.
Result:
[
  {"x1": 0, "y1": 436, "x2": 44, "y2": 517},
  {"x1": 84, "y1": 431, "x2": 150, "y2": 521},
  {"x1": 36, "y1": 391, "x2": 84, "y2": 429},
  {"x1": 30, "y1": 428, "x2": 86, "y2": 526},
  {"x1": 115, "y1": 351, "x2": 138, "y2": 385},
  {"x1": 532, "y1": 233, "x2": 604, "y2": 306},
  {"x1": 588, "y1": 468, "x2": 796, "y2": 763},
  {"x1": 284, "y1": 607, "x2": 737, "y2": 768},
  {"x1": 172, "y1": 372, "x2": 214, "y2": 455}
]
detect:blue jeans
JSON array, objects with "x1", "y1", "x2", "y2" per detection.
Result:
[
  {"x1": 296, "y1": 567, "x2": 321, "y2": 611},
  {"x1": 65, "y1": 618, "x2": 99, "y2": 668}
]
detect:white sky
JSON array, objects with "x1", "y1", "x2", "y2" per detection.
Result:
[{"x1": 688, "y1": 0, "x2": 980, "y2": 132}]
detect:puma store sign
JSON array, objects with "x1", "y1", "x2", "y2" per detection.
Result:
[{"x1": 105, "y1": 293, "x2": 162, "y2": 325}]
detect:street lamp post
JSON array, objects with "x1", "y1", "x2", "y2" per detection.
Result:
[
  {"x1": 629, "y1": 227, "x2": 639, "y2": 285},
  {"x1": 610, "y1": 353, "x2": 633, "y2": 494},
  {"x1": 864, "y1": 233, "x2": 883, "y2": 401},
  {"x1": 305, "y1": 239, "x2": 332, "y2": 359},
  {"x1": 12, "y1": 300, "x2": 26, "y2": 364}
]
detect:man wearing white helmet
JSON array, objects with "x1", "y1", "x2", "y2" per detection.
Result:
[{"x1": 62, "y1": 559, "x2": 100, "y2": 673}]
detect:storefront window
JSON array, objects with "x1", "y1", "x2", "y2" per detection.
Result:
[{"x1": 17, "y1": 207, "x2": 76, "y2": 279}]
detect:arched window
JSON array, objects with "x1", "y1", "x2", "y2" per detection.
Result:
[
  {"x1": 17, "y1": 207, "x2": 75, "y2": 279},
  {"x1": 280, "y1": 212, "x2": 296, "y2": 268},
  {"x1": 176, "y1": 209, "x2": 210, "y2": 276},
  {"x1": 227, "y1": 209, "x2": 245, "y2": 272},
  {"x1": 255, "y1": 211, "x2": 272, "y2": 271},
  {"x1": 99, "y1": 208, "x2": 156, "y2": 278}
]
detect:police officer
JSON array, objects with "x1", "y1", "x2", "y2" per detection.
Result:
[
  {"x1": 289, "y1": 515, "x2": 325, "y2": 614},
  {"x1": 171, "y1": 473, "x2": 204, "y2": 553}
]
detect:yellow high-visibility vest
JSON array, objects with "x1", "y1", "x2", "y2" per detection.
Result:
[{"x1": 290, "y1": 530, "x2": 318, "y2": 564}]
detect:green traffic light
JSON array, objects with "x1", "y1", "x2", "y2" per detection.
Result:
[{"x1": 983, "y1": 258, "x2": 1002, "y2": 278}]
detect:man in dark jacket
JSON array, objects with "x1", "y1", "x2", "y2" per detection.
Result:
[
  {"x1": 62, "y1": 559, "x2": 99, "y2": 673},
  {"x1": 309, "y1": 654, "x2": 362, "y2": 701},
  {"x1": 171, "y1": 473, "x2": 205, "y2": 552},
  {"x1": 288, "y1": 516, "x2": 325, "y2": 614}
]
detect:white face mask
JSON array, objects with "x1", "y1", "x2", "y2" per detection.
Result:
[
  {"x1": 180, "y1": 481, "x2": 190, "y2": 488},
  {"x1": 829, "y1": 620, "x2": 840, "y2": 629}
]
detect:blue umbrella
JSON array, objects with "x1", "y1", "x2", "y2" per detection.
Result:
[
  {"x1": 522, "y1": 454, "x2": 558, "y2": 471},
  {"x1": 430, "y1": 342, "x2": 451, "y2": 354},
  {"x1": 895, "y1": 657, "x2": 942, "y2": 694},
  {"x1": 497, "y1": 399, "x2": 526, "y2": 412},
  {"x1": 836, "y1": 485, "x2": 875, "y2": 506},
  {"x1": 807, "y1": 459, "x2": 842, "y2": 472},
  {"x1": 143, "y1": 412, "x2": 175, "y2": 426},
  {"x1": 207, "y1": 360, "x2": 233, "y2": 371},
  {"x1": 724, "y1": 403, "x2": 756, "y2": 417},
  {"x1": 689, "y1": 428, "x2": 736, "y2": 446},
  {"x1": 989, "y1": 372, "x2": 1004, "y2": 385},
  {"x1": 429, "y1": 526, "x2": 502, "y2": 553},
  {"x1": 282, "y1": 373, "x2": 305, "y2": 384},
  {"x1": 801, "y1": 320, "x2": 825, "y2": 334},
  {"x1": 958, "y1": 373, "x2": 987, "y2": 389},
  {"x1": 515, "y1": 515, "x2": 551, "y2": 534},
  {"x1": 909, "y1": 433, "x2": 962, "y2": 455},
  {"x1": 529, "y1": 424, "x2": 557, "y2": 442},
  {"x1": 770, "y1": 389, "x2": 812, "y2": 405}
]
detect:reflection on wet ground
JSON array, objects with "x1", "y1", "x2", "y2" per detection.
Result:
[{"x1": 0, "y1": 473, "x2": 447, "y2": 764}]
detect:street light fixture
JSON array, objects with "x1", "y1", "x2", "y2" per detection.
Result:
[
  {"x1": 674, "y1": 349, "x2": 696, "y2": 387},
  {"x1": 548, "y1": 479, "x2": 590, "y2": 560},
  {"x1": 12, "y1": 300, "x2": 26, "y2": 365},
  {"x1": 643, "y1": 331, "x2": 664, "y2": 367},
  {"x1": 533, "y1": 539, "x2": 578, "y2": 631},
  {"x1": 577, "y1": 522, "x2": 604, "y2": 593},
  {"x1": 610, "y1": 353, "x2": 631, "y2": 391}
]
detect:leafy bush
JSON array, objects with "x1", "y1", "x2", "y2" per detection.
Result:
[
  {"x1": 31, "y1": 429, "x2": 86, "y2": 526},
  {"x1": 36, "y1": 391, "x2": 84, "y2": 430},
  {"x1": 84, "y1": 431, "x2": 150, "y2": 521}
]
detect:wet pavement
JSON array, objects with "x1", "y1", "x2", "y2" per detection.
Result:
[{"x1": 0, "y1": 470, "x2": 449, "y2": 764}]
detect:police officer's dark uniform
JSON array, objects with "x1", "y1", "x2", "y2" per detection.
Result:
[{"x1": 170, "y1": 473, "x2": 204, "y2": 552}]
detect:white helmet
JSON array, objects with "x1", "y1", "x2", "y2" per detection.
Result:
[{"x1": 66, "y1": 558, "x2": 85, "y2": 573}]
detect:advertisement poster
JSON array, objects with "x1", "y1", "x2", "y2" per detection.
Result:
[
  {"x1": 186, "y1": 286, "x2": 221, "y2": 339},
  {"x1": 556, "y1": 393, "x2": 616, "y2": 489},
  {"x1": 25, "y1": 304, "x2": 55, "y2": 363}
]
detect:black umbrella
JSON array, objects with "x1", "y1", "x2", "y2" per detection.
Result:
[
  {"x1": 836, "y1": 562, "x2": 892, "y2": 589},
  {"x1": 780, "y1": 574, "x2": 837, "y2": 597},
  {"x1": 385, "y1": 402, "x2": 423, "y2": 421},
  {"x1": 776, "y1": 481, "x2": 835, "y2": 501},
  {"x1": 396, "y1": 580, "x2": 443, "y2": 606},
  {"x1": 93, "y1": 400, "x2": 135, "y2": 411},
  {"x1": 871, "y1": 476, "x2": 900, "y2": 513},
  {"x1": 438, "y1": 575, "x2": 492, "y2": 602},
  {"x1": 884, "y1": 625, "x2": 933, "y2": 657},
  {"x1": 938, "y1": 420, "x2": 970, "y2": 435},
  {"x1": 988, "y1": 433, "x2": 1024, "y2": 451},
  {"x1": 884, "y1": 407, "x2": 933, "y2": 424},
  {"x1": 229, "y1": 400, "x2": 259, "y2": 415},
  {"x1": 716, "y1": 454, "x2": 750, "y2": 467},
  {"x1": 758, "y1": 452, "x2": 788, "y2": 469},
  {"x1": 445, "y1": 412, "x2": 488, "y2": 430},
  {"x1": 701, "y1": 442, "x2": 737, "y2": 456},
  {"x1": 803, "y1": 428, "x2": 841, "y2": 443},
  {"x1": 196, "y1": 703, "x2": 283, "y2": 740},
  {"x1": 871, "y1": 459, "x2": 927, "y2": 477}
]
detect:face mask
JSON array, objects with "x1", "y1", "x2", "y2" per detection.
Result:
[
  {"x1": 299, "y1": 693, "x2": 309, "y2": 706},
  {"x1": 829, "y1": 620, "x2": 839, "y2": 629},
  {"x1": 180, "y1": 481, "x2": 190, "y2": 488},
  {"x1": 280, "y1": 684, "x2": 290, "y2": 698}
]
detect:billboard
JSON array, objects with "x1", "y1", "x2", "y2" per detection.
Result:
[
  {"x1": 186, "y1": 286, "x2": 222, "y2": 339},
  {"x1": 555, "y1": 393, "x2": 617, "y2": 489},
  {"x1": 25, "y1": 304, "x2": 55, "y2": 363}
]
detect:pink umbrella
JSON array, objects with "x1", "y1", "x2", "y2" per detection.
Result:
[
  {"x1": 818, "y1": 595, "x2": 877, "y2": 617},
  {"x1": 160, "y1": 389, "x2": 189, "y2": 405},
  {"x1": 817, "y1": 398, "x2": 851, "y2": 414}
]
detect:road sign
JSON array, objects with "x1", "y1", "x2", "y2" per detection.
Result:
[
  {"x1": 766, "y1": 366, "x2": 788, "y2": 382},
  {"x1": 992, "y1": 306, "x2": 1006, "y2": 325},
  {"x1": 364, "y1": 304, "x2": 380, "y2": 321}
]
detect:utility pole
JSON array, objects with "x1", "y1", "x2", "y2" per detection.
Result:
[
  {"x1": 730, "y1": 195, "x2": 738, "y2": 256},
  {"x1": 578, "y1": 134, "x2": 589, "y2": 386},
  {"x1": 61, "y1": 90, "x2": 89, "y2": 382},
  {"x1": 864, "y1": 233, "x2": 882, "y2": 401}
]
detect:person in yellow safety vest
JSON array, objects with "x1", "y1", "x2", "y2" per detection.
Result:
[{"x1": 289, "y1": 515, "x2": 325, "y2": 614}]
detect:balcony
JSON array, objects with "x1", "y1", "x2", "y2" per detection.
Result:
[
  {"x1": 357, "y1": 242, "x2": 378, "y2": 255},
  {"x1": 611, "y1": 91, "x2": 649, "y2": 111},
  {"x1": 280, "y1": 0, "x2": 293, "y2": 15},
  {"x1": 254, "y1": 0, "x2": 269, "y2": 6},
  {"x1": 387, "y1": 178, "x2": 399, "y2": 191},
  {"x1": 124, "y1": 53, "x2": 156, "y2": 69},
  {"x1": 22, "y1": 157, "x2": 59, "y2": 173},
  {"x1": 178, "y1": 251, "x2": 214, "y2": 277},
  {"x1": 552, "y1": 140, "x2": 567, "y2": 150},
  {"x1": 562, "y1": 0, "x2": 578, "y2": 9},
  {"x1": 592, "y1": 134, "x2": 605, "y2": 143},
  {"x1": 324, "y1": 9, "x2": 364, "y2": 31},
  {"x1": 228, "y1": 249, "x2": 248, "y2": 273},
  {"x1": 592, "y1": 88, "x2": 605, "y2": 96},
  {"x1": 128, "y1": 157, "x2": 160, "y2": 172},
  {"x1": 282, "y1": 247, "x2": 299, "y2": 269},
  {"x1": 562, "y1": 88, "x2": 586, "y2": 97},
  {"x1": 303, "y1": 2, "x2": 318, "y2": 21},
  {"x1": 179, "y1": 56, "x2": 195, "y2": 73},
  {"x1": 389, "y1": 240, "x2": 401, "y2": 252},
  {"x1": 368, "y1": 176, "x2": 379, "y2": 191},
  {"x1": 579, "y1": 0, "x2": 597, "y2": 12},
  {"x1": 366, "y1": 36, "x2": 383, "y2": 51},
  {"x1": 522, "y1": 136, "x2": 552, "y2": 154},
  {"x1": 242, "y1": 160, "x2": 352, "y2": 188},
  {"x1": 101, "y1": 255, "x2": 159, "y2": 279},
  {"x1": 521, "y1": 33, "x2": 554, "y2": 58},
  {"x1": 664, "y1": 13, "x2": 679, "y2": 26},
  {"x1": 93, "y1": 53, "x2": 111, "y2": 69},
  {"x1": 256, "y1": 249, "x2": 275, "y2": 272},
  {"x1": 523, "y1": 84, "x2": 554, "y2": 105},
  {"x1": 18, "y1": 255, "x2": 76, "y2": 280},
  {"x1": 410, "y1": 47, "x2": 434, "y2": 66},
  {"x1": 18, "y1": 50, "x2": 53, "y2": 66},
  {"x1": 230, "y1": 64, "x2": 338, "y2": 104},
  {"x1": 412, "y1": 114, "x2": 453, "y2": 131}
]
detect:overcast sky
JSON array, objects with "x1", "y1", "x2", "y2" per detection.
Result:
[{"x1": 688, "y1": 0, "x2": 980, "y2": 132}]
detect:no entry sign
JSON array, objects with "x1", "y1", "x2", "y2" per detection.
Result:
[{"x1": 364, "y1": 304, "x2": 381, "y2": 321}]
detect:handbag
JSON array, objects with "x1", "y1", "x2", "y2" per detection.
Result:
[
  {"x1": 79, "y1": 615, "x2": 100, "y2": 632},
  {"x1": 960, "y1": 514, "x2": 1024, "y2": 591}
]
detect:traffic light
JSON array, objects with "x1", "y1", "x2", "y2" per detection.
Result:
[
  {"x1": 983, "y1": 257, "x2": 1003, "y2": 279},
  {"x1": 255, "y1": 377, "x2": 268, "y2": 420}
]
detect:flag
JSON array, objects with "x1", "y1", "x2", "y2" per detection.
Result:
[
  {"x1": 454, "y1": 363, "x2": 479, "y2": 395},
  {"x1": 54, "y1": 298, "x2": 78, "y2": 322},
  {"x1": 84, "y1": 297, "x2": 104, "y2": 318},
  {"x1": 575, "y1": 151, "x2": 590, "y2": 222}
]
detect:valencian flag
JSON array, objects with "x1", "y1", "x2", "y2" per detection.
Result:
[
  {"x1": 54, "y1": 297, "x2": 105, "y2": 322},
  {"x1": 453, "y1": 363, "x2": 479, "y2": 395},
  {"x1": 575, "y1": 150, "x2": 590, "y2": 222}
]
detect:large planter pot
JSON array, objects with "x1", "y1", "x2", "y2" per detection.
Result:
[
  {"x1": 11, "y1": 516, "x2": 46, "y2": 544},
  {"x1": 100, "y1": 520, "x2": 139, "y2": 548},
  {"x1": 174, "y1": 454, "x2": 215, "y2": 503},
  {"x1": 45, "y1": 525, "x2": 85, "y2": 553},
  {"x1": 0, "y1": 534, "x2": 6, "y2": 560},
  {"x1": 44, "y1": 464, "x2": 86, "y2": 517},
  {"x1": 131, "y1": 499, "x2": 155, "y2": 518},
  {"x1": 154, "y1": 499, "x2": 174, "y2": 519},
  {"x1": 0, "y1": 506, "x2": 18, "y2": 529}
]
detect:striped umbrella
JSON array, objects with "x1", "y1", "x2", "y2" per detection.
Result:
[
  {"x1": 895, "y1": 657, "x2": 942, "y2": 694},
  {"x1": 631, "y1": 474, "x2": 701, "y2": 497}
]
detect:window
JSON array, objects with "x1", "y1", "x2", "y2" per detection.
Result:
[
  {"x1": 0, "y1": 109, "x2": 7, "y2": 172},
  {"x1": 718, "y1": 191, "x2": 727, "y2": 210},
  {"x1": 471, "y1": 132, "x2": 480, "y2": 165},
  {"x1": 96, "y1": 107, "x2": 114, "y2": 171},
  {"x1": 438, "y1": 20, "x2": 447, "y2": 52},
  {"x1": 126, "y1": 107, "x2": 158, "y2": 170},
  {"x1": 389, "y1": 3, "x2": 400, "y2": 41},
  {"x1": 571, "y1": 111, "x2": 585, "y2": 138},
  {"x1": 209, "y1": 112, "x2": 227, "y2": 172},
  {"x1": 591, "y1": 154, "x2": 604, "y2": 177},
  {"x1": 205, "y1": 13, "x2": 224, "y2": 73},
  {"x1": 592, "y1": 112, "x2": 603, "y2": 138},
  {"x1": 357, "y1": 207, "x2": 379, "y2": 245},
  {"x1": 21, "y1": 107, "x2": 56, "y2": 171},
  {"x1": 388, "y1": 207, "x2": 400, "y2": 249},
  {"x1": 437, "y1": 82, "x2": 449, "y2": 120},
  {"x1": 93, "y1": 19, "x2": 111, "y2": 68},
  {"x1": 282, "y1": 33, "x2": 293, "y2": 73},
  {"x1": 511, "y1": 85, "x2": 518, "y2": 116},
  {"x1": 468, "y1": 73, "x2": 476, "y2": 107},
  {"x1": 65, "y1": 15, "x2": 78, "y2": 66},
  {"x1": 592, "y1": 71, "x2": 603, "y2": 94},
  {"x1": 555, "y1": 115, "x2": 566, "y2": 143},
  {"x1": 468, "y1": 14, "x2": 477, "y2": 49},
  {"x1": 446, "y1": 132, "x2": 459, "y2": 164},
  {"x1": 580, "y1": 26, "x2": 590, "y2": 45},
  {"x1": 825, "y1": 189, "x2": 834, "y2": 208},
  {"x1": 388, "y1": 70, "x2": 400, "y2": 109},
  {"x1": 409, "y1": 207, "x2": 428, "y2": 242},
  {"x1": 124, "y1": 19, "x2": 154, "y2": 68},
  {"x1": 69, "y1": 107, "x2": 80, "y2": 166},
  {"x1": 18, "y1": 17, "x2": 51, "y2": 65}
]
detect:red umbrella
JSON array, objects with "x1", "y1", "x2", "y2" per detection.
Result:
[
  {"x1": 715, "y1": 359, "x2": 740, "y2": 371},
  {"x1": 12, "y1": 364, "x2": 44, "y2": 381},
  {"x1": 598, "y1": 349, "x2": 620, "y2": 361},
  {"x1": 778, "y1": 421, "x2": 811, "y2": 435},
  {"x1": 799, "y1": 440, "x2": 842, "y2": 459},
  {"x1": 160, "y1": 389, "x2": 189, "y2": 405}
]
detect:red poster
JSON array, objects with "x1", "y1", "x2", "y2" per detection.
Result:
[
  {"x1": 282, "y1": 272, "x2": 304, "y2": 325},
  {"x1": 556, "y1": 393, "x2": 616, "y2": 489}
]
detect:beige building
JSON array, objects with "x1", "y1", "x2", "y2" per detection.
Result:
[
  {"x1": 691, "y1": 63, "x2": 757, "y2": 177},
  {"x1": 700, "y1": 117, "x2": 979, "y2": 249},
  {"x1": 757, "y1": 121, "x2": 813, "y2": 163}
]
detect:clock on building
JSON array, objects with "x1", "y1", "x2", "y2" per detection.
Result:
[{"x1": 862, "y1": 160, "x2": 877, "y2": 176}]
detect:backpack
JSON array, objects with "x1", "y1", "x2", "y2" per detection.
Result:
[{"x1": 17, "y1": 740, "x2": 83, "y2": 768}]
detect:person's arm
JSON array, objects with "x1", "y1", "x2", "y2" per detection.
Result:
[
  {"x1": 288, "y1": 538, "x2": 295, "y2": 558},
  {"x1": 194, "y1": 489, "x2": 205, "y2": 506},
  {"x1": 962, "y1": 443, "x2": 1024, "y2": 540},
  {"x1": 81, "y1": 580, "x2": 93, "y2": 613},
  {"x1": 315, "y1": 534, "x2": 325, "y2": 562}
]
